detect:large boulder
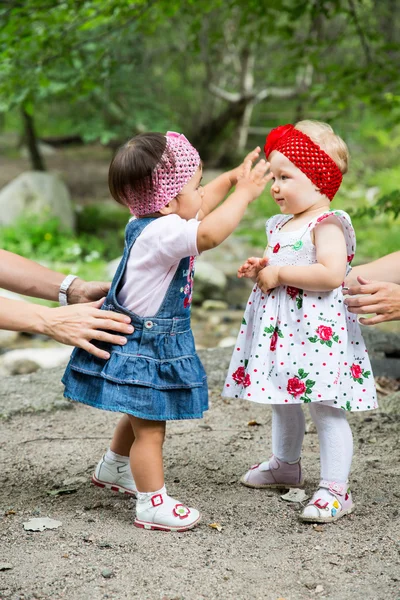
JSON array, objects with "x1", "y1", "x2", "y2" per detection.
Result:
[{"x1": 0, "y1": 171, "x2": 75, "y2": 231}]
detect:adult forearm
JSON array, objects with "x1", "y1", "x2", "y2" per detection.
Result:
[
  {"x1": 0, "y1": 250, "x2": 64, "y2": 301},
  {"x1": 0, "y1": 297, "x2": 48, "y2": 334},
  {"x1": 347, "y1": 252, "x2": 400, "y2": 286},
  {"x1": 278, "y1": 264, "x2": 345, "y2": 292}
]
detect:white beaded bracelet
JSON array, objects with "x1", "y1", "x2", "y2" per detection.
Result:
[{"x1": 59, "y1": 274, "x2": 78, "y2": 306}]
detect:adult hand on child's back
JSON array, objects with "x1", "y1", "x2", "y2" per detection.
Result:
[
  {"x1": 238, "y1": 257, "x2": 269, "y2": 279},
  {"x1": 230, "y1": 147, "x2": 262, "y2": 185},
  {"x1": 344, "y1": 276, "x2": 400, "y2": 324},
  {"x1": 42, "y1": 299, "x2": 134, "y2": 360}
]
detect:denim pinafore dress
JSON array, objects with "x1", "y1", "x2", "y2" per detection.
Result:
[{"x1": 62, "y1": 217, "x2": 208, "y2": 421}]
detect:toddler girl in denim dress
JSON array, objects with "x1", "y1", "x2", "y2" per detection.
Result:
[{"x1": 63, "y1": 131, "x2": 272, "y2": 531}]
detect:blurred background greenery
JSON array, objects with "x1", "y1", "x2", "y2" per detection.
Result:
[{"x1": 0, "y1": 0, "x2": 399, "y2": 288}]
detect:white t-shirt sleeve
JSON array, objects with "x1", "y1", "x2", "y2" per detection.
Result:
[
  {"x1": 117, "y1": 215, "x2": 201, "y2": 316},
  {"x1": 153, "y1": 214, "x2": 200, "y2": 264}
]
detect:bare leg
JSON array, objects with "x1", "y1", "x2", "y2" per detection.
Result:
[
  {"x1": 128, "y1": 415, "x2": 165, "y2": 492},
  {"x1": 109, "y1": 414, "x2": 135, "y2": 456}
]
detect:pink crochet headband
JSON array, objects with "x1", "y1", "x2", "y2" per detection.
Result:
[
  {"x1": 125, "y1": 131, "x2": 201, "y2": 216},
  {"x1": 264, "y1": 124, "x2": 343, "y2": 200}
]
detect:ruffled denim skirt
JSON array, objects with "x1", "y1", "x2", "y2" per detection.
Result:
[{"x1": 62, "y1": 315, "x2": 208, "y2": 421}]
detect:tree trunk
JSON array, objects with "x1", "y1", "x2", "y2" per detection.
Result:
[{"x1": 21, "y1": 108, "x2": 46, "y2": 171}]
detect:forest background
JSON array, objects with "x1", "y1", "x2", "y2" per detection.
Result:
[{"x1": 0, "y1": 0, "x2": 399, "y2": 289}]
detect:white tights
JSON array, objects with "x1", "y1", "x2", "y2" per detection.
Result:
[{"x1": 272, "y1": 403, "x2": 353, "y2": 483}]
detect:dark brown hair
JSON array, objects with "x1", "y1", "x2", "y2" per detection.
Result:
[{"x1": 108, "y1": 133, "x2": 167, "y2": 206}]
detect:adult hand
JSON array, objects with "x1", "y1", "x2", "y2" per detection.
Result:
[
  {"x1": 344, "y1": 276, "x2": 400, "y2": 325},
  {"x1": 67, "y1": 279, "x2": 111, "y2": 304},
  {"x1": 41, "y1": 299, "x2": 134, "y2": 359}
]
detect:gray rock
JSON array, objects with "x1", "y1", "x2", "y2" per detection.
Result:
[
  {"x1": 193, "y1": 261, "x2": 227, "y2": 304},
  {"x1": 0, "y1": 347, "x2": 72, "y2": 375},
  {"x1": 8, "y1": 359, "x2": 40, "y2": 375},
  {"x1": 0, "y1": 171, "x2": 75, "y2": 230}
]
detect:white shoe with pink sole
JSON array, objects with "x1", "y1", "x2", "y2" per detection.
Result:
[
  {"x1": 135, "y1": 492, "x2": 201, "y2": 532},
  {"x1": 92, "y1": 454, "x2": 137, "y2": 497}
]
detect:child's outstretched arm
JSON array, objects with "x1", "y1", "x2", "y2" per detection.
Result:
[
  {"x1": 198, "y1": 147, "x2": 261, "y2": 219},
  {"x1": 256, "y1": 217, "x2": 347, "y2": 292},
  {"x1": 197, "y1": 159, "x2": 272, "y2": 252}
]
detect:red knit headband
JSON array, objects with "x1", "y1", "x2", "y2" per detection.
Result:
[{"x1": 264, "y1": 124, "x2": 343, "y2": 200}]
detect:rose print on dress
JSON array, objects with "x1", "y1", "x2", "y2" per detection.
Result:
[
  {"x1": 286, "y1": 286, "x2": 303, "y2": 309},
  {"x1": 350, "y1": 363, "x2": 371, "y2": 384},
  {"x1": 308, "y1": 325, "x2": 339, "y2": 347},
  {"x1": 264, "y1": 325, "x2": 284, "y2": 351},
  {"x1": 232, "y1": 362, "x2": 251, "y2": 387},
  {"x1": 287, "y1": 368, "x2": 315, "y2": 403}
]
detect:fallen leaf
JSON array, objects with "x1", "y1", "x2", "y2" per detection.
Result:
[
  {"x1": 208, "y1": 522, "x2": 223, "y2": 532},
  {"x1": 23, "y1": 517, "x2": 62, "y2": 532},
  {"x1": 0, "y1": 564, "x2": 13, "y2": 571},
  {"x1": 281, "y1": 488, "x2": 309, "y2": 503},
  {"x1": 247, "y1": 420, "x2": 261, "y2": 427},
  {"x1": 313, "y1": 524, "x2": 325, "y2": 532},
  {"x1": 4, "y1": 509, "x2": 16, "y2": 516}
]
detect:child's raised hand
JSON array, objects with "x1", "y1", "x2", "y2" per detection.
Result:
[
  {"x1": 256, "y1": 265, "x2": 281, "y2": 293},
  {"x1": 230, "y1": 147, "x2": 262, "y2": 185},
  {"x1": 235, "y1": 159, "x2": 273, "y2": 202},
  {"x1": 238, "y1": 256, "x2": 269, "y2": 279}
]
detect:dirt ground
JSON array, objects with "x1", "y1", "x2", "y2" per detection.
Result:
[{"x1": 0, "y1": 348, "x2": 399, "y2": 600}]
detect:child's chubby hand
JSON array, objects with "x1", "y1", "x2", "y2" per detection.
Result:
[
  {"x1": 235, "y1": 159, "x2": 273, "y2": 202},
  {"x1": 238, "y1": 256, "x2": 269, "y2": 279},
  {"x1": 256, "y1": 265, "x2": 281, "y2": 293},
  {"x1": 230, "y1": 147, "x2": 262, "y2": 185}
]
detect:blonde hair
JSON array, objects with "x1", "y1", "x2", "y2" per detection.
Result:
[{"x1": 294, "y1": 120, "x2": 349, "y2": 175}]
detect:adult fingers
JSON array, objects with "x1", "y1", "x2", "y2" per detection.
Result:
[
  {"x1": 346, "y1": 302, "x2": 382, "y2": 315},
  {"x1": 358, "y1": 313, "x2": 389, "y2": 326},
  {"x1": 79, "y1": 339, "x2": 111, "y2": 360},
  {"x1": 346, "y1": 281, "x2": 387, "y2": 297},
  {"x1": 91, "y1": 317, "x2": 134, "y2": 334},
  {"x1": 90, "y1": 329, "x2": 129, "y2": 346},
  {"x1": 94, "y1": 308, "x2": 132, "y2": 324}
]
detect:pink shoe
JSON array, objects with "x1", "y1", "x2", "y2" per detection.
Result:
[
  {"x1": 300, "y1": 481, "x2": 354, "y2": 523},
  {"x1": 241, "y1": 455, "x2": 304, "y2": 489}
]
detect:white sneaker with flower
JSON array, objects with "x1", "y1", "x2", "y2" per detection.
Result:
[
  {"x1": 135, "y1": 491, "x2": 201, "y2": 532},
  {"x1": 92, "y1": 454, "x2": 137, "y2": 497}
]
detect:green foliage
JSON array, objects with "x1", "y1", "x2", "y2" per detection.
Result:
[{"x1": 0, "y1": 211, "x2": 126, "y2": 264}]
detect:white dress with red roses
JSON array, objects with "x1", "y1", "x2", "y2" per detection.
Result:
[{"x1": 223, "y1": 210, "x2": 377, "y2": 412}]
